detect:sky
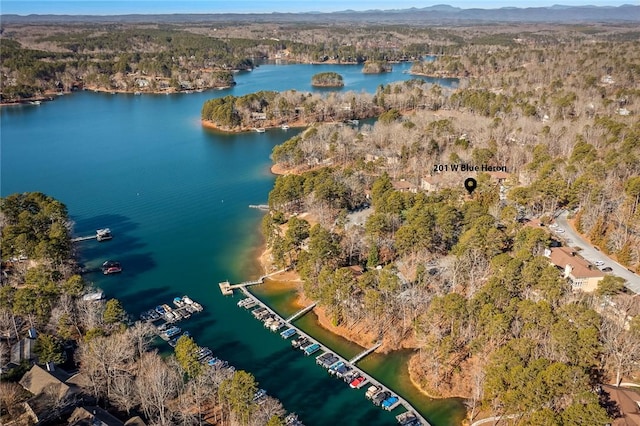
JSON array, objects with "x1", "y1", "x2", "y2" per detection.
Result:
[{"x1": 0, "y1": 0, "x2": 632, "y2": 15}]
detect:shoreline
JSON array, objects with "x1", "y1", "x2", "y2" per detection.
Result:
[
  {"x1": 201, "y1": 118, "x2": 313, "y2": 134},
  {"x1": 409, "y1": 70, "x2": 467, "y2": 79},
  {"x1": 0, "y1": 85, "x2": 236, "y2": 107},
  {"x1": 251, "y1": 209, "x2": 469, "y2": 413}
]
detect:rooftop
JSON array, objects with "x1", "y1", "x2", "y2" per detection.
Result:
[
  {"x1": 548, "y1": 246, "x2": 605, "y2": 279},
  {"x1": 19, "y1": 364, "x2": 73, "y2": 400}
]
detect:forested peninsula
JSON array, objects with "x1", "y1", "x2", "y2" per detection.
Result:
[
  {"x1": 200, "y1": 81, "x2": 448, "y2": 132},
  {"x1": 256, "y1": 30, "x2": 640, "y2": 425}
]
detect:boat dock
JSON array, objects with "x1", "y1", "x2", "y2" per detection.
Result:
[
  {"x1": 139, "y1": 295, "x2": 204, "y2": 338},
  {"x1": 249, "y1": 204, "x2": 270, "y2": 210},
  {"x1": 72, "y1": 228, "x2": 113, "y2": 243},
  {"x1": 219, "y1": 267, "x2": 290, "y2": 295},
  {"x1": 285, "y1": 302, "x2": 317, "y2": 322},
  {"x1": 72, "y1": 235, "x2": 98, "y2": 242},
  {"x1": 238, "y1": 288, "x2": 430, "y2": 425},
  {"x1": 349, "y1": 341, "x2": 383, "y2": 364}
]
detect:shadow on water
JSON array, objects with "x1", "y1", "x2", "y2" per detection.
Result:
[
  {"x1": 71, "y1": 214, "x2": 153, "y2": 278},
  {"x1": 72, "y1": 213, "x2": 138, "y2": 235},
  {"x1": 121, "y1": 285, "x2": 174, "y2": 310}
]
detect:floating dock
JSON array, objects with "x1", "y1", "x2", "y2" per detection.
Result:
[
  {"x1": 237, "y1": 287, "x2": 430, "y2": 425},
  {"x1": 218, "y1": 267, "x2": 290, "y2": 295},
  {"x1": 71, "y1": 228, "x2": 113, "y2": 243},
  {"x1": 139, "y1": 295, "x2": 204, "y2": 334}
]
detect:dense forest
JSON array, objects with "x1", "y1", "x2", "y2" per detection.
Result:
[
  {"x1": 2, "y1": 16, "x2": 640, "y2": 426},
  {"x1": 259, "y1": 31, "x2": 640, "y2": 425},
  {"x1": 0, "y1": 193, "x2": 294, "y2": 425},
  {"x1": 201, "y1": 79, "x2": 453, "y2": 131}
]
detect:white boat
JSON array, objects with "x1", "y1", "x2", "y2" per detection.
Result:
[
  {"x1": 270, "y1": 321, "x2": 283, "y2": 331},
  {"x1": 82, "y1": 291, "x2": 104, "y2": 301},
  {"x1": 281, "y1": 124, "x2": 290, "y2": 130},
  {"x1": 254, "y1": 128, "x2": 266, "y2": 133},
  {"x1": 30, "y1": 100, "x2": 42, "y2": 105},
  {"x1": 96, "y1": 228, "x2": 112, "y2": 241},
  {"x1": 182, "y1": 296, "x2": 194, "y2": 305}
]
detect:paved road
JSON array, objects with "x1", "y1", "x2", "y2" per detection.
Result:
[{"x1": 555, "y1": 211, "x2": 640, "y2": 294}]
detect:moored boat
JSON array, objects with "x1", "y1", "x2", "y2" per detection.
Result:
[
  {"x1": 304, "y1": 343, "x2": 321, "y2": 355},
  {"x1": 96, "y1": 228, "x2": 112, "y2": 241},
  {"x1": 292, "y1": 336, "x2": 309, "y2": 349},
  {"x1": 280, "y1": 328, "x2": 296, "y2": 339},
  {"x1": 269, "y1": 321, "x2": 283, "y2": 332},
  {"x1": 349, "y1": 375, "x2": 366, "y2": 389},
  {"x1": 365, "y1": 385, "x2": 381, "y2": 399},
  {"x1": 164, "y1": 326, "x2": 181, "y2": 338},
  {"x1": 253, "y1": 389, "x2": 267, "y2": 401},
  {"x1": 101, "y1": 260, "x2": 122, "y2": 275}
]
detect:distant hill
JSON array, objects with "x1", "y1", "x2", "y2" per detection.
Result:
[{"x1": 1, "y1": 4, "x2": 639, "y2": 24}]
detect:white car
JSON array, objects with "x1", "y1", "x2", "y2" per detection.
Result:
[
  {"x1": 549, "y1": 223, "x2": 559, "y2": 228},
  {"x1": 554, "y1": 228, "x2": 565, "y2": 233},
  {"x1": 594, "y1": 261, "x2": 605, "y2": 266}
]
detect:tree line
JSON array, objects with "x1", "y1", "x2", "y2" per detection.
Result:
[
  {"x1": 259, "y1": 32, "x2": 640, "y2": 424},
  {"x1": 0, "y1": 193, "x2": 291, "y2": 425}
]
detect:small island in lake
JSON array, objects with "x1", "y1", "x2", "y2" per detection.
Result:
[
  {"x1": 311, "y1": 72, "x2": 344, "y2": 87},
  {"x1": 362, "y1": 61, "x2": 392, "y2": 74}
]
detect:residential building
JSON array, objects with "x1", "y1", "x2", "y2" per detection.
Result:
[
  {"x1": 546, "y1": 247, "x2": 605, "y2": 292},
  {"x1": 420, "y1": 175, "x2": 443, "y2": 192},
  {"x1": 392, "y1": 180, "x2": 418, "y2": 193}
]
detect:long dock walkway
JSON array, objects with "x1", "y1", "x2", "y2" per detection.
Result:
[
  {"x1": 71, "y1": 235, "x2": 97, "y2": 242},
  {"x1": 219, "y1": 267, "x2": 290, "y2": 295},
  {"x1": 349, "y1": 341, "x2": 382, "y2": 364},
  {"x1": 238, "y1": 287, "x2": 430, "y2": 426},
  {"x1": 285, "y1": 302, "x2": 317, "y2": 322}
]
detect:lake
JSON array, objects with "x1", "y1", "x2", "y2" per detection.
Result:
[{"x1": 0, "y1": 61, "x2": 465, "y2": 425}]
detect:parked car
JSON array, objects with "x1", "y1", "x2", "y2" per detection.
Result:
[
  {"x1": 595, "y1": 261, "x2": 605, "y2": 266},
  {"x1": 601, "y1": 267, "x2": 613, "y2": 272}
]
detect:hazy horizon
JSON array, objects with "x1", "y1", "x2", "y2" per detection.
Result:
[{"x1": 1, "y1": 0, "x2": 633, "y2": 16}]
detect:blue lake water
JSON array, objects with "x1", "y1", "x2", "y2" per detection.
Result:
[{"x1": 1, "y1": 62, "x2": 464, "y2": 425}]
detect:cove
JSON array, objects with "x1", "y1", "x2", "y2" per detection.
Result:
[{"x1": 1, "y1": 62, "x2": 464, "y2": 425}]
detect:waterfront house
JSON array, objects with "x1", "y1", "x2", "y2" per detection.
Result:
[
  {"x1": 545, "y1": 247, "x2": 605, "y2": 292},
  {"x1": 420, "y1": 175, "x2": 443, "y2": 192},
  {"x1": 68, "y1": 406, "x2": 124, "y2": 426},
  {"x1": 251, "y1": 112, "x2": 268, "y2": 120},
  {"x1": 392, "y1": 180, "x2": 418, "y2": 193},
  {"x1": 487, "y1": 171, "x2": 510, "y2": 184},
  {"x1": 19, "y1": 365, "x2": 81, "y2": 424}
]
